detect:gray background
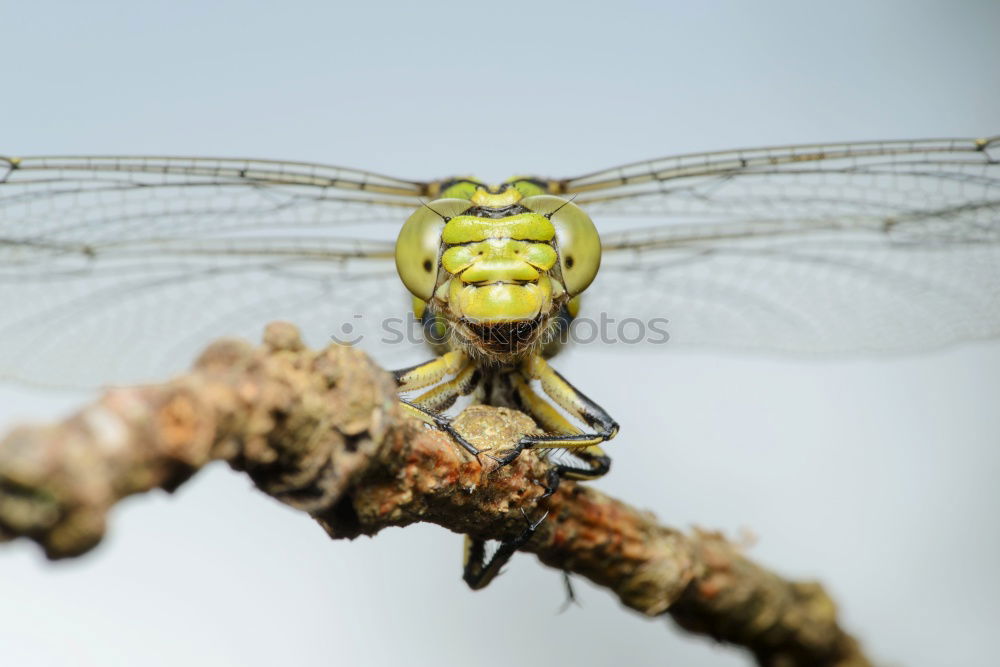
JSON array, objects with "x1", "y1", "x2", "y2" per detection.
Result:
[{"x1": 1, "y1": 1, "x2": 998, "y2": 665}]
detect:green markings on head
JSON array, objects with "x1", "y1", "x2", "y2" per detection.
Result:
[
  {"x1": 442, "y1": 213, "x2": 555, "y2": 244},
  {"x1": 442, "y1": 240, "x2": 557, "y2": 283},
  {"x1": 438, "y1": 179, "x2": 483, "y2": 200},
  {"x1": 504, "y1": 177, "x2": 552, "y2": 198}
]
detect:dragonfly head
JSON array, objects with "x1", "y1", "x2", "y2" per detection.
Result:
[{"x1": 395, "y1": 190, "x2": 601, "y2": 360}]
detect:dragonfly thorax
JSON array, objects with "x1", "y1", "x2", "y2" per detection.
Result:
[{"x1": 394, "y1": 186, "x2": 602, "y2": 364}]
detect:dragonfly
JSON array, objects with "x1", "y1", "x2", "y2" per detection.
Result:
[{"x1": 2, "y1": 137, "x2": 999, "y2": 587}]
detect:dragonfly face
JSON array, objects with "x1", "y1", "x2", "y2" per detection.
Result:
[{"x1": 394, "y1": 179, "x2": 600, "y2": 364}]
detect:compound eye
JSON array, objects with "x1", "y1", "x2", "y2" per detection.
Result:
[
  {"x1": 522, "y1": 195, "x2": 601, "y2": 296},
  {"x1": 395, "y1": 198, "x2": 472, "y2": 300}
]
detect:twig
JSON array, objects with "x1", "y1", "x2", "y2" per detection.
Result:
[{"x1": 0, "y1": 322, "x2": 871, "y2": 667}]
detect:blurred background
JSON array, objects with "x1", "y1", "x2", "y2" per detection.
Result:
[{"x1": 1, "y1": 1, "x2": 998, "y2": 665}]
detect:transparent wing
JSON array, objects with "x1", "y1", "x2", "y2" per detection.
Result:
[
  {"x1": 563, "y1": 137, "x2": 1000, "y2": 352},
  {"x1": 0, "y1": 156, "x2": 431, "y2": 387}
]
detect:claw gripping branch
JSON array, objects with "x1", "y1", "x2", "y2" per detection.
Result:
[{"x1": 0, "y1": 322, "x2": 870, "y2": 667}]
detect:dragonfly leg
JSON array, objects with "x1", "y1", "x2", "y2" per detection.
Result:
[
  {"x1": 405, "y1": 363, "x2": 481, "y2": 414},
  {"x1": 462, "y1": 508, "x2": 548, "y2": 590},
  {"x1": 397, "y1": 354, "x2": 485, "y2": 458},
  {"x1": 520, "y1": 355, "x2": 620, "y2": 448},
  {"x1": 506, "y1": 370, "x2": 611, "y2": 496},
  {"x1": 393, "y1": 350, "x2": 467, "y2": 392},
  {"x1": 487, "y1": 355, "x2": 616, "y2": 483}
]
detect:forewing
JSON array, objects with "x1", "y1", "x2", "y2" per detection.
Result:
[
  {"x1": 0, "y1": 156, "x2": 428, "y2": 387},
  {"x1": 562, "y1": 138, "x2": 1000, "y2": 353}
]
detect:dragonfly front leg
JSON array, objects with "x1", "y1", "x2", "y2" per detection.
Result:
[
  {"x1": 394, "y1": 352, "x2": 489, "y2": 459},
  {"x1": 488, "y1": 355, "x2": 617, "y2": 477},
  {"x1": 508, "y1": 371, "x2": 611, "y2": 493},
  {"x1": 393, "y1": 350, "x2": 468, "y2": 392}
]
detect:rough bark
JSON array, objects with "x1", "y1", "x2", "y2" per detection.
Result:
[{"x1": 0, "y1": 322, "x2": 870, "y2": 667}]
